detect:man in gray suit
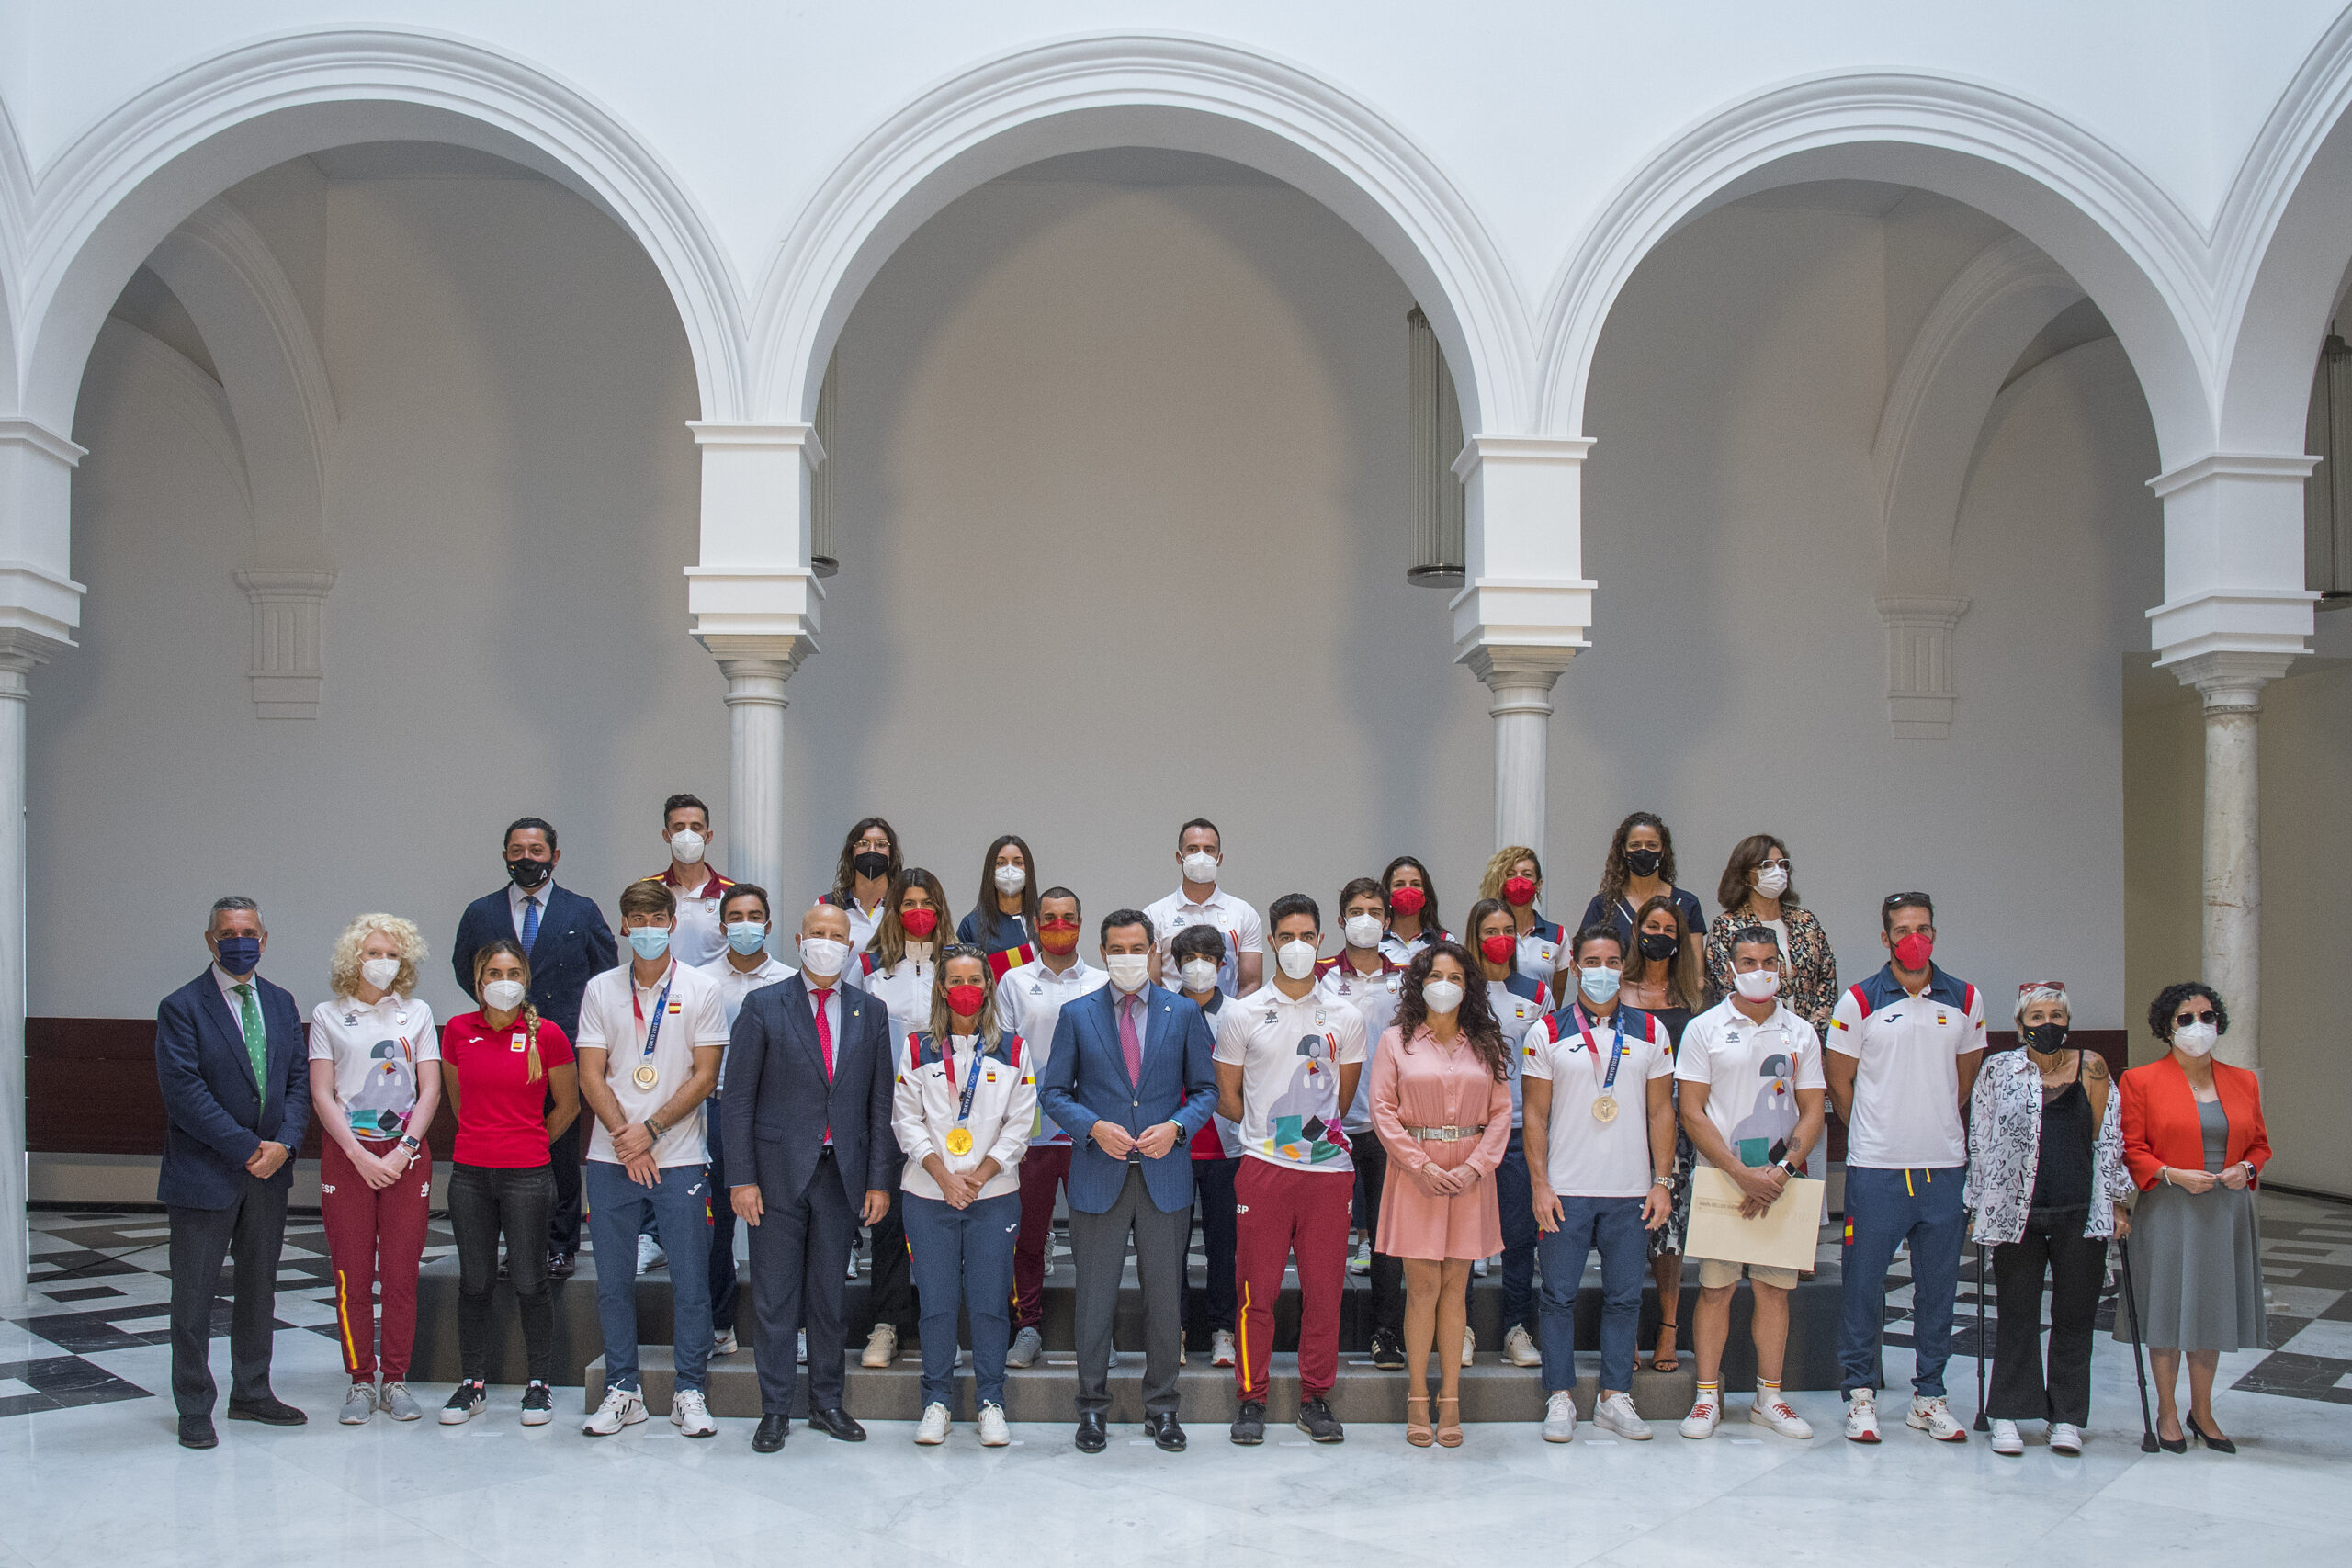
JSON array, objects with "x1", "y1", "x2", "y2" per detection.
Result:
[
  {"x1": 723, "y1": 902, "x2": 895, "y2": 1453},
  {"x1": 1037, "y1": 908, "x2": 1219, "y2": 1454}
]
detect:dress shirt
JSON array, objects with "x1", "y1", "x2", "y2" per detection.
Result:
[{"x1": 507, "y1": 878, "x2": 560, "y2": 944}]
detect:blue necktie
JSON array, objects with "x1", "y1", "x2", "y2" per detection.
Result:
[{"x1": 522, "y1": 895, "x2": 540, "y2": 950}]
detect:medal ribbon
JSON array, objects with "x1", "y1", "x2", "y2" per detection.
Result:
[
  {"x1": 941, "y1": 1035, "x2": 987, "y2": 1130},
  {"x1": 1573, "y1": 1003, "x2": 1629, "y2": 1099},
  {"x1": 630, "y1": 964, "x2": 678, "y2": 1073}
]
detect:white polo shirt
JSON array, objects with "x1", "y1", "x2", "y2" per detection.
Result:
[
  {"x1": 993, "y1": 955, "x2": 1107, "y2": 1144},
  {"x1": 1489, "y1": 973, "x2": 1552, "y2": 1127},
  {"x1": 308, "y1": 992, "x2": 440, "y2": 1141},
  {"x1": 1315, "y1": 954, "x2": 1402, "y2": 1132},
  {"x1": 651, "y1": 866, "x2": 736, "y2": 969},
  {"x1": 863, "y1": 947, "x2": 937, "y2": 1042},
  {"x1": 1516, "y1": 918, "x2": 1567, "y2": 986},
  {"x1": 1377, "y1": 925, "x2": 1449, "y2": 966},
  {"x1": 1826, "y1": 964, "x2": 1985, "y2": 1169},
  {"x1": 575, "y1": 960, "x2": 729, "y2": 1168},
  {"x1": 1522, "y1": 1002, "x2": 1676, "y2": 1197},
  {"x1": 1677, "y1": 998, "x2": 1827, "y2": 1172},
  {"x1": 1144, "y1": 885, "x2": 1264, "y2": 998},
  {"x1": 693, "y1": 950, "x2": 797, "y2": 1093},
  {"x1": 1211, "y1": 982, "x2": 1366, "y2": 1174}
]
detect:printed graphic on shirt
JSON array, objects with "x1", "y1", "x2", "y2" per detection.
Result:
[
  {"x1": 1729, "y1": 1042, "x2": 1799, "y2": 1168},
  {"x1": 345, "y1": 1041, "x2": 419, "y2": 1137},
  {"x1": 1261, "y1": 1031, "x2": 1351, "y2": 1166}
]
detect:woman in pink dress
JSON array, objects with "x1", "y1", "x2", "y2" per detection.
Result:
[{"x1": 1371, "y1": 942, "x2": 1514, "y2": 1447}]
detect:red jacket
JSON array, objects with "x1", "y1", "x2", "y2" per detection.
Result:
[{"x1": 2118, "y1": 1055, "x2": 2270, "y2": 1192}]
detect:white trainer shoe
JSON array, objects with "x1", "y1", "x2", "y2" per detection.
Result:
[
  {"x1": 2048, "y1": 1422, "x2": 2084, "y2": 1454},
  {"x1": 862, "y1": 1324, "x2": 899, "y2": 1368},
  {"x1": 379, "y1": 1382, "x2": 422, "y2": 1422},
  {"x1": 1473, "y1": 1257, "x2": 1490, "y2": 1277},
  {"x1": 1349, "y1": 1238, "x2": 1372, "y2": 1276},
  {"x1": 583, "y1": 1386, "x2": 647, "y2": 1437},
  {"x1": 978, "y1": 1402, "x2": 1011, "y2": 1447},
  {"x1": 1460, "y1": 1326, "x2": 1476, "y2": 1368},
  {"x1": 915, "y1": 1402, "x2": 951, "y2": 1445},
  {"x1": 712, "y1": 1328, "x2": 738, "y2": 1357},
  {"x1": 1502, "y1": 1325, "x2": 1542, "y2": 1368},
  {"x1": 1988, "y1": 1417, "x2": 2024, "y2": 1455},
  {"x1": 339, "y1": 1383, "x2": 377, "y2": 1425},
  {"x1": 1680, "y1": 1388, "x2": 1723, "y2": 1439},
  {"x1": 1542, "y1": 1389, "x2": 1577, "y2": 1443},
  {"x1": 1201, "y1": 1327, "x2": 1232, "y2": 1367},
  {"x1": 1843, "y1": 1390, "x2": 1881, "y2": 1443},
  {"x1": 1007, "y1": 1325, "x2": 1044, "y2": 1368},
  {"x1": 796, "y1": 1330, "x2": 808, "y2": 1365},
  {"x1": 671, "y1": 1389, "x2": 716, "y2": 1438},
  {"x1": 1748, "y1": 1392, "x2": 1814, "y2": 1439},
  {"x1": 1908, "y1": 1395, "x2": 1968, "y2": 1442},
  {"x1": 637, "y1": 1235, "x2": 666, "y2": 1272},
  {"x1": 1595, "y1": 1391, "x2": 1653, "y2": 1439}
]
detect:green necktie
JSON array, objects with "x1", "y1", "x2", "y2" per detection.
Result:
[{"x1": 233, "y1": 982, "x2": 267, "y2": 1090}]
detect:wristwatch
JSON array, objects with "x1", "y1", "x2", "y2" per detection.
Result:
[
  {"x1": 397, "y1": 1134, "x2": 422, "y2": 1155},
  {"x1": 1651, "y1": 1173, "x2": 1673, "y2": 1189},
  {"x1": 1774, "y1": 1157, "x2": 1800, "y2": 1178}
]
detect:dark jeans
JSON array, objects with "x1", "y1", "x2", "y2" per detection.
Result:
[
  {"x1": 1465, "y1": 1129, "x2": 1538, "y2": 1332},
  {"x1": 167, "y1": 1177, "x2": 288, "y2": 1416},
  {"x1": 1988, "y1": 1208, "x2": 2106, "y2": 1425},
  {"x1": 548, "y1": 1115, "x2": 589, "y2": 1254},
  {"x1": 1352, "y1": 1139, "x2": 1405, "y2": 1338},
  {"x1": 449, "y1": 1161, "x2": 557, "y2": 1384},
  {"x1": 1184, "y1": 1156, "x2": 1241, "y2": 1337},
  {"x1": 706, "y1": 1104, "x2": 739, "y2": 1334}
]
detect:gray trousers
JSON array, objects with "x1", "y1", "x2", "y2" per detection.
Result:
[
  {"x1": 167, "y1": 1177, "x2": 288, "y2": 1416},
  {"x1": 1069, "y1": 1164, "x2": 1190, "y2": 1416}
]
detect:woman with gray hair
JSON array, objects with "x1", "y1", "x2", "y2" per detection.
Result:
[{"x1": 1963, "y1": 980, "x2": 2131, "y2": 1455}]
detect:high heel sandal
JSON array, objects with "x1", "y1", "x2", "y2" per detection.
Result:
[
  {"x1": 1649, "y1": 1319, "x2": 1681, "y2": 1372},
  {"x1": 2185, "y1": 1414, "x2": 2235, "y2": 1453},
  {"x1": 1436, "y1": 1395, "x2": 1464, "y2": 1448},
  {"x1": 1405, "y1": 1394, "x2": 1433, "y2": 1447}
]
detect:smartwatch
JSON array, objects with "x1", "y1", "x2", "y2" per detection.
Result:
[{"x1": 397, "y1": 1134, "x2": 423, "y2": 1155}]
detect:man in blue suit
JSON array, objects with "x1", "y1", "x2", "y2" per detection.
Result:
[
  {"x1": 450, "y1": 816, "x2": 617, "y2": 1274},
  {"x1": 1038, "y1": 908, "x2": 1218, "y2": 1454},
  {"x1": 154, "y1": 896, "x2": 311, "y2": 1449}
]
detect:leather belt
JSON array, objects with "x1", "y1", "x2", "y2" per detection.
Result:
[{"x1": 1405, "y1": 1123, "x2": 1487, "y2": 1142}]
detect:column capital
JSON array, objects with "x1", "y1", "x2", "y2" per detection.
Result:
[
  {"x1": 1876, "y1": 594, "x2": 1971, "y2": 739},
  {"x1": 2169, "y1": 649, "x2": 2295, "y2": 713},
  {"x1": 232, "y1": 568, "x2": 336, "y2": 718},
  {"x1": 2146, "y1": 448, "x2": 2318, "y2": 668},
  {"x1": 702, "y1": 633, "x2": 811, "y2": 709},
  {"x1": 686, "y1": 421, "x2": 826, "y2": 469},
  {"x1": 1464, "y1": 643, "x2": 1577, "y2": 721},
  {"x1": 0, "y1": 626, "x2": 69, "y2": 697}
]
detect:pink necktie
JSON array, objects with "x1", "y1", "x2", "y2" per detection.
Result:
[{"x1": 1119, "y1": 993, "x2": 1143, "y2": 1084}]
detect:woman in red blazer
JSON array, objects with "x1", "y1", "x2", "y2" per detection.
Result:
[{"x1": 2115, "y1": 982, "x2": 2269, "y2": 1453}]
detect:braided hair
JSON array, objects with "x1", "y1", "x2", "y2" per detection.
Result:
[{"x1": 472, "y1": 939, "x2": 547, "y2": 1083}]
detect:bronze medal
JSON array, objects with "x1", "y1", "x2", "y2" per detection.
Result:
[
  {"x1": 1591, "y1": 1094, "x2": 1619, "y2": 1123},
  {"x1": 632, "y1": 1063, "x2": 659, "y2": 1089}
]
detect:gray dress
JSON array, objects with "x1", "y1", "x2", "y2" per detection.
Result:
[{"x1": 2118, "y1": 1098, "x2": 2265, "y2": 1351}]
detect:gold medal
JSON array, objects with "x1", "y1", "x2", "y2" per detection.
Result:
[
  {"x1": 944, "y1": 1126, "x2": 974, "y2": 1156},
  {"x1": 632, "y1": 1064, "x2": 659, "y2": 1089},
  {"x1": 1591, "y1": 1095, "x2": 1619, "y2": 1123}
]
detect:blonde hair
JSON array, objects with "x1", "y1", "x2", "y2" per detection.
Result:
[
  {"x1": 330, "y1": 913, "x2": 427, "y2": 1000},
  {"x1": 472, "y1": 939, "x2": 546, "y2": 1084},
  {"x1": 1478, "y1": 846, "x2": 1541, "y2": 902},
  {"x1": 927, "y1": 943, "x2": 1003, "y2": 1052}
]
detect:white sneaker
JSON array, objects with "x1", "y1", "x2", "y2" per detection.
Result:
[
  {"x1": 1460, "y1": 1325, "x2": 1476, "y2": 1368},
  {"x1": 1503, "y1": 1325, "x2": 1542, "y2": 1368},
  {"x1": 1988, "y1": 1417, "x2": 2024, "y2": 1455},
  {"x1": 339, "y1": 1383, "x2": 376, "y2": 1425},
  {"x1": 2048, "y1": 1422, "x2": 2084, "y2": 1454},
  {"x1": 637, "y1": 1235, "x2": 666, "y2": 1272},
  {"x1": 1680, "y1": 1388, "x2": 1723, "y2": 1439},
  {"x1": 978, "y1": 1401, "x2": 1011, "y2": 1447},
  {"x1": 1595, "y1": 1391, "x2": 1653, "y2": 1439},
  {"x1": 1349, "y1": 1239, "x2": 1371, "y2": 1276},
  {"x1": 796, "y1": 1330, "x2": 808, "y2": 1365},
  {"x1": 583, "y1": 1386, "x2": 646, "y2": 1436},
  {"x1": 671, "y1": 1389, "x2": 716, "y2": 1438},
  {"x1": 1907, "y1": 1395, "x2": 1968, "y2": 1443},
  {"x1": 862, "y1": 1324, "x2": 899, "y2": 1369},
  {"x1": 915, "y1": 1402, "x2": 951, "y2": 1445},
  {"x1": 379, "y1": 1382, "x2": 422, "y2": 1422},
  {"x1": 1748, "y1": 1392, "x2": 1814, "y2": 1439},
  {"x1": 712, "y1": 1328, "x2": 738, "y2": 1357},
  {"x1": 1473, "y1": 1257, "x2": 1490, "y2": 1277},
  {"x1": 1007, "y1": 1326, "x2": 1044, "y2": 1368},
  {"x1": 1843, "y1": 1390, "x2": 1881, "y2": 1444},
  {"x1": 1211, "y1": 1329, "x2": 1237, "y2": 1369},
  {"x1": 1543, "y1": 1389, "x2": 1577, "y2": 1442}
]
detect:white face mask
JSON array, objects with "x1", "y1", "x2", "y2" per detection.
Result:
[
  {"x1": 1106, "y1": 953, "x2": 1151, "y2": 993},
  {"x1": 2172, "y1": 1021, "x2": 2219, "y2": 1057},
  {"x1": 1182, "y1": 851, "x2": 1220, "y2": 885},
  {"x1": 1275, "y1": 940, "x2": 1318, "y2": 981},
  {"x1": 1179, "y1": 958, "x2": 1220, "y2": 993},
  {"x1": 669, "y1": 829, "x2": 707, "y2": 865},
  {"x1": 799, "y1": 936, "x2": 851, "y2": 979},
  {"x1": 1734, "y1": 968, "x2": 1782, "y2": 1002},
  {"x1": 1753, "y1": 864, "x2": 1789, "y2": 898},
  {"x1": 1420, "y1": 978, "x2": 1464, "y2": 1016},
  {"x1": 993, "y1": 863, "x2": 1027, "y2": 896},
  {"x1": 1342, "y1": 914, "x2": 1385, "y2": 951},
  {"x1": 360, "y1": 956, "x2": 401, "y2": 992},
  {"x1": 482, "y1": 978, "x2": 527, "y2": 1012}
]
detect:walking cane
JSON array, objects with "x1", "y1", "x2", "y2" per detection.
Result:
[
  {"x1": 2117, "y1": 1233, "x2": 2158, "y2": 1452},
  {"x1": 1973, "y1": 1242, "x2": 1989, "y2": 1431}
]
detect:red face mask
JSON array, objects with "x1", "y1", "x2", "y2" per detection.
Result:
[
  {"x1": 1892, "y1": 931, "x2": 1934, "y2": 970},
  {"x1": 1388, "y1": 886, "x2": 1426, "y2": 915},
  {"x1": 945, "y1": 983, "x2": 988, "y2": 1017},
  {"x1": 1502, "y1": 876, "x2": 1537, "y2": 907},
  {"x1": 899, "y1": 907, "x2": 938, "y2": 939},
  {"x1": 1480, "y1": 933, "x2": 1517, "y2": 964},
  {"x1": 1037, "y1": 922, "x2": 1079, "y2": 955}
]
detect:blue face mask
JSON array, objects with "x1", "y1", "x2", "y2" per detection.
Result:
[
  {"x1": 1578, "y1": 964, "x2": 1621, "y2": 1006},
  {"x1": 725, "y1": 921, "x2": 767, "y2": 957},
  {"x1": 214, "y1": 934, "x2": 262, "y2": 976},
  {"x1": 628, "y1": 926, "x2": 673, "y2": 962}
]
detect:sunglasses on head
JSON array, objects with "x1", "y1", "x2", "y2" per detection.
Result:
[{"x1": 1883, "y1": 891, "x2": 1931, "y2": 908}]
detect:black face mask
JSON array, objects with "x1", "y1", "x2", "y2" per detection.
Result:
[
  {"x1": 1625, "y1": 848, "x2": 1662, "y2": 878},
  {"x1": 506, "y1": 856, "x2": 550, "y2": 890},
  {"x1": 853, "y1": 851, "x2": 892, "y2": 881},
  {"x1": 2022, "y1": 1021, "x2": 2070, "y2": 1055},
  {"x1": 1637, "y1": 931, "x2": 1678, "y2": 962}
]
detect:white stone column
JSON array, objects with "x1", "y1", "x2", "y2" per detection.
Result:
[
  {"x1": 704, "y1": 638, "x2": 808, "y2": 901},
  {"x1": 2170, "y1": 651, "x2": 2291, "y2": 1070},
  {"x1": 1465, "y1": 648, "x2": 1574, "y2": 867}
]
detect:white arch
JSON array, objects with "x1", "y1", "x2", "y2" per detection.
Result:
[
  {"x1": 85, "y1": 317, "x2": 252, "y2": 516},
  {"x1": 747, "y1": 31, "x2": 1531, "y2": 434},
  {"x1": 1538, "y1": 72, "x2": 2214, "y2": 464},
  {"x1": 12, "y1": 28, "x2": 745, "y2": 429},
  {"x1": 0, "y1": 93, "x2": 27, "y2": 394}
]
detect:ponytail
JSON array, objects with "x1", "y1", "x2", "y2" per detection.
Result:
[{"x1": 522, "y1": 1000, "x2": 545, "y2": 1084}]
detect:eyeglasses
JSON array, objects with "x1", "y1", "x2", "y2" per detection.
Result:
[
  {"x1": 2174, "y1": 1009, "x2": 2218, "y2": 1027},
  {"x1": 1758, "y1": 858, "x2": 1792, "y2": 872},
  {"x1": 1883, "y1": 891, "x2": 1932, "y2": 908}
]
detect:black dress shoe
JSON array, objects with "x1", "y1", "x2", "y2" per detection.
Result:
[
  {"x1": 1145, "y1": 1411, "x2": 1186, "y2": 1451},
  {"x1": 1230, "y1": 1400, "x2": 1266, "y2": 1445},
  {"x1": 1074, "y1": 1412, "x2": 1108, "y2": 1452},
  {"x1": 226, "y1": 1395, "x2": 307, "y2": 1426},
  {"x1": 752, "y1": 1414, "x2": 790, "y2": 1452},
  {"x1": 176, "y1": 1415, "x2": 218, "y2": 1450},
  {"x1": 2186, "y1": 1414, "x2": 2236, "y2": 1454},
  {"x1": 807, "y1": 1405, "x2": 866, "y2": 1442},
  {"x1": 548, "y1": 1249, "x2": 576, "y2": 1280}
]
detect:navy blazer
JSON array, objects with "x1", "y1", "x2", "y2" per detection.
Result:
[
  {"x1": 154, "y1": 968, "x2": 309, "y2": 1210},
  {"x1": 1037, "y1": 982, "x2": 1217, "y2": 1216},
  {"x1": 450, "y1": 883, "x2": 616, "y2": 1039},
  {"x1": 721, "y1": 973, "x2": 897, "y2": 1211}
]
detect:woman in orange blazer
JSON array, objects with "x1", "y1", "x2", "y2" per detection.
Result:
[{"x1": 2115, "y1": 982, "x2": 2269, "y2": 1453}]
